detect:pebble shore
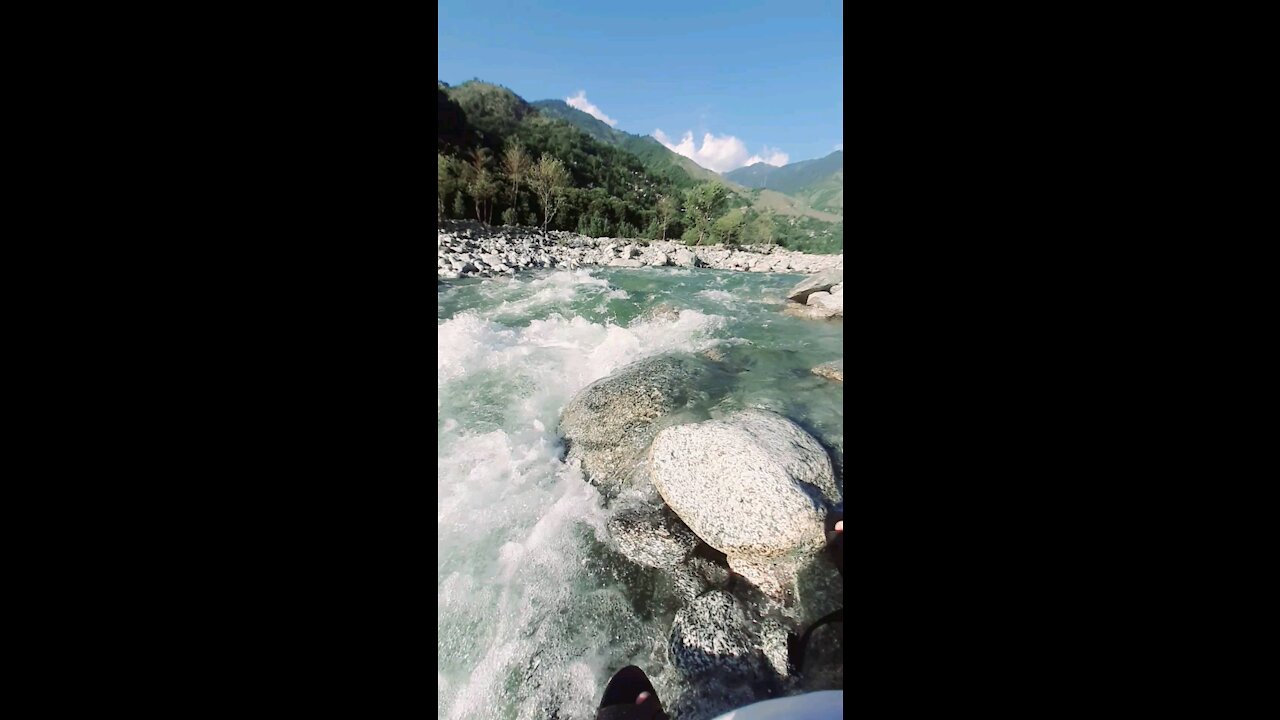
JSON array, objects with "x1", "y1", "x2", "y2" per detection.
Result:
[{"x1": 437, "y1": 220, "x2": 843, "y2": 279}]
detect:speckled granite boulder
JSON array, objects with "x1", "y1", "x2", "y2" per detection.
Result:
[
  {"x1": 559, "y1": 354, "x2": 712, "y2": 497},
  {"x1": 668, "y1": 590, "x2": 790, "y2": 680},
  {"x1": 648, "y1": 409, "x2": 840, "y2": 599},
  {"x1": 607, "y1": 505, "x2": 699, "y2": 570},
  {"x1": 786, "y1": 269, "x2": 843, "y2": 303}
]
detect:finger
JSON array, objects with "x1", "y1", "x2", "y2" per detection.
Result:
[
  {"x1": 636, "y1": 692, "x2": 652, "y2": 705},
  {"x1": 835, "y1": 520, "x2": 843, "y2": 533}
]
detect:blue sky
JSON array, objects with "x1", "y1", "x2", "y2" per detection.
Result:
[{"x1": 438, "y1": 0, "x2": 842, "y2": 173}]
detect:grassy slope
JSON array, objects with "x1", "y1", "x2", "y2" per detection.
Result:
[{"x1": 751, "y1": 188, "x2": 843, "y2": 221}]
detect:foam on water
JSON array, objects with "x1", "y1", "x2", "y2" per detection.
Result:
[
  {"x1": 696, "y1": 289, "x2": 737, "y2": 303},
  {"x1": 439, "y1": 270, "x2": 726, "y2": 719}
]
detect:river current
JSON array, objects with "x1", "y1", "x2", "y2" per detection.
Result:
[{"x1": 438, "y1": 267, "x2": 843, "y2": 719}]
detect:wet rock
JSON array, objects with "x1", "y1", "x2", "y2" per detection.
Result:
[
  {"x1": 783, "y1": 303, "x2": 841, "y2": 321},
  {"x1": 786, "y1": 270, "x2": 843, "y2": 303},
  {"x1": 812, "y1": 360, "x2": 843, "y2": 383},
  {"x1": 559, "y1": 354, "x2": 714, "y2": 497},
  {"x1": 648, "y1": 409, "x2": 840, "y2": 600},
  {"x1": 668, "y1": 590, "x2": 788, "y2": 681},
  {"x1": 608, "y1": 505, "x2": 699, "y2": 570},
  {"x1": 635, "y1": 303, "x2": 681, "y2": 324}
]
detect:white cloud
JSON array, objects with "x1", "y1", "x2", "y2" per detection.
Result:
[
  {"x1": 652, "y1": 129, "x2": 789, "y2": 173},
  {"x1": 834, "y1": 143, "x2": 843, "y2": 151},
  {"x1": 566, "y1": 90, "x2": 618, "y2": 127},
  {"x1": 745, "y1": 146, "x2": 790, "y2": 167}
]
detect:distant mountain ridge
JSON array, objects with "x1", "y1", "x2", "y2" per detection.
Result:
[{"x1": 725, "y1": 151, "x2": 843, "y2": 215}]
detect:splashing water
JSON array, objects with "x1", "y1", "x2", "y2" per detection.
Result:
[{"x1": 438, "y1": 267, "x2": 843, "y2": 719}]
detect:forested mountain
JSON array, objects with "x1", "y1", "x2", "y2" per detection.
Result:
[
  {"x1": 725, "y1": 151, "x2": 843, "y2": 215},
  {"x1": 437, "y1": 80, "x2": 842, "y2": 252},
  {"x1": 531, "y1": 99, "x2": 844, "y2": 222},
  {"x1": 530, "y1": 100, "x2": 726, "y2": 186}
]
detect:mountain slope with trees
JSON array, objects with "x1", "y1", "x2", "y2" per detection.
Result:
[
  {"x1": 530, "y1": 99, "x2": 728, "y2": 187},
  {"x1": 437, "y1": 80, "x2": 842, "y2": 253},
  {"x1": 725, "y1": 151, "x2": 844, "y2": 215}
]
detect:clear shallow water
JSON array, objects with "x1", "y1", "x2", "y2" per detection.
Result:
[{"x1": 438, "y1": 267, "x2": 843, "y2": 720}]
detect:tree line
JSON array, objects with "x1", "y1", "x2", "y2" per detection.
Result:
[{"x1": 438, "y1": 143, "x2": 782, "y2": 247}]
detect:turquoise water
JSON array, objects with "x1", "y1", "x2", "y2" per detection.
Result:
[{"x1": 437, "y1": 267, "x2": 843, "y2": 719}]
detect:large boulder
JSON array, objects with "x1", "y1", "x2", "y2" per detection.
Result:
[
  {"x1": 805, "y1": 291, "x2": 832, "y2": 307},
  {"x1": 673, "y1": 248, "x2": 704, "y2": 268},
  {"x1": 809, "y1": 289, "x2": 843, "y2": 314},
  {"x1": 648, "y1": 409, "x2": 840, "y2": 599},
  {"x1": 786, "y1": 270, "x2": 843, "y2": 303},
  {"x1": 559, "y1": 354, "x2": 716, "y2": 497}
]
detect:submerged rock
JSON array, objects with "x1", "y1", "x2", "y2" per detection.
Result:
[
  {"x1": 648, "y1": 409, "x2": 840, "y2": 600},
  {"x1": 608, "y1": 504, "x2": 699, "y2": 570},
  {"x1": 812, "y1": 360, "x2": 844, "y2": 383},
  {"x1": 783, "y1": 302, "x2": 842, "y2": 321},
  {"x1": 634, "y1": 303, "x2": 681, "y2": 324},
  {"x1": 559, "y1": 354, "x2": 714, "y2": 497},
  {"x1": 668, "y1": 590, "x2": 789, "y2": 681}
]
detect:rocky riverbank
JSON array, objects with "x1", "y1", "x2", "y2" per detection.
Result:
[{"x1": 437, "y1": 220, "x2": 843, "y2": 279}]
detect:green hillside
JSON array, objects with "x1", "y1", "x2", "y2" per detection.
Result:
[
  {"x1": 437, "y1": 80, "x2": 842, "y2": 253},
  {"x1": 792, "y1": 169, "x2": 843, "y2": 214},
  {"x1": 725, "y1": 151, "x2": 844, "y2": 215},
  {"x1": 532, "y1": 100, "x2": 845, "y2": 225},
  {"x1": 531, "y1": 99, "x2": 727, "y2": 186},
  {"x1": 724, "y1": 150, "x2": 843, "y2": 193}
]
